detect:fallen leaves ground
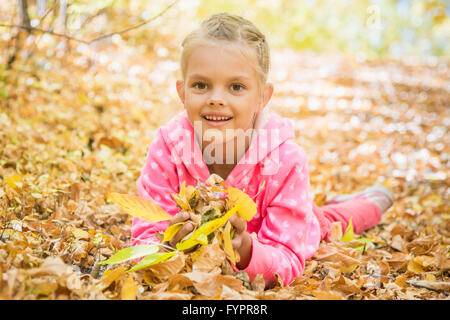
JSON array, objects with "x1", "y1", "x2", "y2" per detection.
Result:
[{"x1": 0, "y1": 38, "x2": 449, "y2": 299}]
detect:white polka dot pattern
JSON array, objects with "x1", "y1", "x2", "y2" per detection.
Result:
[{"x1": 132, "y1": 110, "x2": 321, "y2": 287}]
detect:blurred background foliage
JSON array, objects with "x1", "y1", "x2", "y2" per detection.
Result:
[
  {"x1": 0, "y1": 0, "x2": 449, "y2": 65},
  {"x1": 0, "y1": 0, "x2": 448, "y2": 121},
  {"x1": 197, "y1": 0, "x2": 450, "y2": 60}
]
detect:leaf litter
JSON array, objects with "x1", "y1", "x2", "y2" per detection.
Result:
[{"x1": 0, "y1": 39, "x2": 449, "y2": 299}]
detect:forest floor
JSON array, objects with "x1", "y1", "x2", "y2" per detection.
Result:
[{"x1": 0, "y1": 40, "x2": 449, "y2": 299}]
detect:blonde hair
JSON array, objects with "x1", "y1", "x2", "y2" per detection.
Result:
[{"x1": 180, "y1": 12, "x2": 270, "y2": 84}]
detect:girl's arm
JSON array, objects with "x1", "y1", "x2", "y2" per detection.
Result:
[
  {"x1": 238, "y1": 159, "x2": 320, "y2": 287},
  {"x1": 132, "y1": 129, "x2": 180, "y2": 246}
]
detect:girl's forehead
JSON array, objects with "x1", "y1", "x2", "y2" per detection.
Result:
[{"x1": 186, "y1": 43, "x2": 259, "y2": 79}]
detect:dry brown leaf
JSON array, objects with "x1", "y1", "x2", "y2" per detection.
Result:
[
  {"x1": 97, "y1": 266, "x2": 127, "y2": 291},
  {"x1": 121, "y1": 274, "x2": 137, "y2": 300},
  {"x1": 145, "y1": 251, "x2": 185, "y2": 282},
  {"x1": 406, "y1": 235, "x2": 441, "y2": 255},
  {"x1": 251, "y1": 274, "x2": 266, "y2": 292},
  {"x1": 312, "y1": 290, "x2": 343, "y2": 300},
  {"x1": 331, "y1": 275, "x2": 361, "y2": 297},
  {"x1": 329, "y1": 222, "x2": 343, "y2": 242},
  {"x1": 313, "y1": 243, "x2": 361, "y2": 273},
  {"x1": 387, "y1": 252, "x2": 409, "y2": 273},
  {"x1": 146, "y1": 291, "x2": 193, "y2": 300},
  {"x1": 191, "y1": 242, "x2": 225, "y2": 272},
  {"x1": 167, "y1": 274, "x2": 193, "y2": 291},
  {"x1": 30, "y1": 277, "x2": 59, "y2": 296},
  {"x1": 407, "y1": 259, "x2": 425, "y2": 274},
  {"x1": 394, "y1": 276, "x2": 409, "y2": 288},
  {"x1": 391, "y1": 234, "x2": 405, "y2": 252},
  {"x1": 220, "y1": 284, "x2": 245, "y2": 299},
  {"x1": 26, "y1": 257, "x2": 77, "y2": 286},
  {"x1": 183, "y1": 271, "x2": 244, "y2": 296}
]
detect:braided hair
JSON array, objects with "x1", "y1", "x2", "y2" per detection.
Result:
[{"x1": 180, "y1": 12, "x2": 270, "y2": 85}]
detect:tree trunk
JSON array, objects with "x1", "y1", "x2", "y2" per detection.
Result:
[{"x1": 17, "y1": 0, "x2": 31, "y2": 30}]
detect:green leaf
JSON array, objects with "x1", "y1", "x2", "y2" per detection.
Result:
[
  {"x1": 127, "y1": 251, "x2": 177, "y2": 272},
  {"x1": 355, "y1": 237, "x2": 374, "y2": 253},
  {"x1": 97, "y1": 245, "x2": 159, "y2": 265},
  {"x1": 354, "y1": 245, "x2": 366, "y2": 254},
  {"x1": 341, "y1": 217, "x2": 354, "y2": 242},
  {"x1": 1, "y1": 87, "x2": 7, "y2": 100}
]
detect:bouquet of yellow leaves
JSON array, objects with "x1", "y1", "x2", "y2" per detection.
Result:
[{"x1": 100, "y1": 174, "x2": 259, "y2": 273}]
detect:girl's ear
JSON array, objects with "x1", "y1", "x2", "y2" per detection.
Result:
[
  {"x1": 259, "y1": 82, "x2": 273, "y2": 111},
  {"x1": 176, "y1": 80, "x2": 185, "y2": 104}
]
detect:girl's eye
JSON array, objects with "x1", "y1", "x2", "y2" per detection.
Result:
[
  {"x1": 231, "y1": 84, "x2": 244, "y2": 91},
  {"x1": 193, "y1": 82, "x2": 207, "y2": 90}
]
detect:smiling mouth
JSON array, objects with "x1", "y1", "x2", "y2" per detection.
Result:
[{"x1": 202, "y1": 115, "x2": 233, "y2": 121}]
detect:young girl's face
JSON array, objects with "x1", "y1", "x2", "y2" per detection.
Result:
[{"x1": 176, "y1": 41, "x2": 273, "y2": 146}]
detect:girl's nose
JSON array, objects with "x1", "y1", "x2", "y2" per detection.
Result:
[
  {"x1": 207, "y1": 90, "x2": 225, "y2": 106},
  {"x1": 207, "y1": 98, "x2": 224, "y2": 106}
]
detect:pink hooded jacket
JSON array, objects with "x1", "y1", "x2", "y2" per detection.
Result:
[{"x1": 132, "y1": 109, "x2": 321, "y2": 286}]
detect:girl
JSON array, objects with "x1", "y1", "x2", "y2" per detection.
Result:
[{"x1": 132, "y1": 12, "x2": 395, "y2": 287}]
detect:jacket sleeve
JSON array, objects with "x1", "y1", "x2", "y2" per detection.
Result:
[
  {"x1": 131, "y1": 129, "x2": 181, "y2": 246},
  {"x1": 239, "y1": 158, "x2": 320, "y2": 287}
]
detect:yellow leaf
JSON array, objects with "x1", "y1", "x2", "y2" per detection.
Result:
[
  {"x1": 98, "y1": 266, "x2": 127, "y2": 291},
  {"x1": 170, "y1": 181, "x2": 191, "y2": 211},
  {"x1": 426, "y1": 274, "x2": 436, "y2": 281},
  {"x1": 177, "y1": 204, "x2": 240, "y2": 251},
  {"x1": 171, "y1": 193, "x2": 190, "y2": 211},
  {"x1": 176, "y1": 236, "x2": 201, "y2": 251},
  {"x1": 338, "y1": 263, "x2": 359, "y2": 274},
  {"x1": 128, "y1": 251, "x2": 177, "y2": 272},
  {"x1": 341, "y1": 217, "x2": 354, "y2": 242},
  {"x1": 70, "y1": 227, "x2": 90, "y2": 240},
  {"x1": 413, "y1": 255, "x2": 435, "y2": 268},
  {"x1": 107, "y1": 192, "x2": 172, "y2": 223},
  {"x1": 5, "y1": 174, "x2": 23, "y2": 190},
  {"x1": 195, "y1": 205, "x2": 239, "y2": 239},
  {"x1": 223, "y1": 221, "x2": 236, "y2": 265},
  {"x1": 394, "y1": 276, "x2": 408, "y2": 288},
  {"x1": 196, "y1": 233, "x2": 209, "y2": 245},
  {"x1": 180, "y1": 181, "x2": 186, "y2": 199},
  {"x1": 175, "y1": 233, "x2": 208, "y2": 251},
  {"x1": 163, "y1": 222, "x2": 185, "y2": 242},
  {"x1": 407, "y1": 259, "x2": 425, "y2": 274},
  {"x1": 314, "y1": 193, "x2": 328, "y2": 207},
  {"x1": 227, "y1": 187, "x2": 256, "y2": 221},
  {"x1": 186, "y1": 185, "x2": 198, "y2": 203},
  {"x1": 422, "y1": 194, "x2": 443, "y2": 206},
  {"x1": 121, "y1": 274, "x2": 137, "y2": 300},
  {"x1": 312, "y1": 290, "x2": 342, "y2": 300}
]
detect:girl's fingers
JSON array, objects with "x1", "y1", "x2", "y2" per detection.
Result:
[
  {"x1": 169, "y1": 221, "x2": 194, "y2": 247},
  {"x1": 229, "y1": 215, "x2": 246, "y2": 234},
  {"x1": 231, "y1": 237, "x2": 242, "y2": 250},
  {"x1": 169, "y1": 211, "x2": 190, "y2": 226}
]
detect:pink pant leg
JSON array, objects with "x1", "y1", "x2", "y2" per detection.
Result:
[{"x1": 312, "y1": 198, "x2": 382, "y2": 242}]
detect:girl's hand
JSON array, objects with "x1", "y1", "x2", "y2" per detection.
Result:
[
  {"x1": 229, "y1": 215, "x2": 252, "y2": 269},
  {"x1": 163, "y1": 211, "x2": 197, "y2": 252}
]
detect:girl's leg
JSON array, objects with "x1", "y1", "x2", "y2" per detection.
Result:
[
  {"x1": 312, "y1": 185, "x2": 395, "y2": 241},
  {"x1": 312, "y1": 198, "x2": 382, "y2": 242}
]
